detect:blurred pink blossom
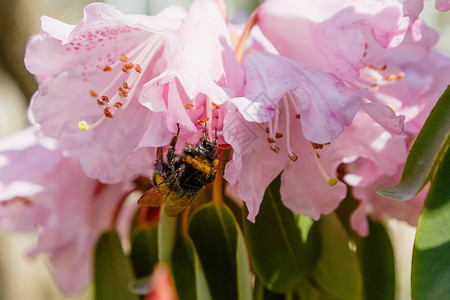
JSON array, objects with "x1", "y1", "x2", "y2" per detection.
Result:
[
  {"x1": 403, "y1": 0, "x2": 450, "y2": 22},
  {"x1": 257, "y1": 0, "x2": 409, "y2": 81},
  {"x1": 0, "y1": 128, "x2": 134, "y2": 294}
]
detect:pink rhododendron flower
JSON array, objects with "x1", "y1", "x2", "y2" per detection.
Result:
[
  {"x1": 25, "y1": 3, "x2": 185, "y2": 183},
  {"x1": 257, "y1": 0, "x2": 409, "y2": 81},
  {"x1": 139, "y1": 0, "x2": 244, "y2": 144},
  {"x1": 350, "y1": 166, "x2": 428, "y2": 236},
  {"x1": 0, "y1": 128, "x2": 134, "y2": 294},
  {"x1": 222, "y1": 48, "x2": 365, "y2": 220},
  {"x1": 230, "y1": 50, "x2": 364, "y2": 143},
  {"x1": 353, "y1": 23, "x2": 450, "y2": 135},
  {"x1": 403, "y1": 0, "x2": 450, "y2": 22}
]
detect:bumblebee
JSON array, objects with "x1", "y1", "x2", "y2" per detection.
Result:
[{"x1": 137, "y1": 123, "x2": 219, "y2": 216}]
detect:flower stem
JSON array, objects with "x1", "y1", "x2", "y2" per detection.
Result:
[
  {"x1": 158, "y1": 205, "x2": 178, "y2": 264},
  {"x1": 234, "y1": 10, "x2": 258, "y2": 63}
]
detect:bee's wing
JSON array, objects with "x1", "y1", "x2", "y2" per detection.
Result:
[
  {"x1": 164, "y1": 193, "x2": 195, "y2": 217},
  {"x1": 137, "y1": 187, "x2": 165, "y2": 207}
]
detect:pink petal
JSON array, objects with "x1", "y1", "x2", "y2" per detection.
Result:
[
  {"x1": 362, "y1": 102, "x2": 405, "y2": 135},
  {"x1": 257, "y1": 0, "x2": 408, "y2": 81},
  {"x1": 171, "y1": 0, "x2": 244, "y2": 104},
  {"x1": 233, "y1": 50, "x2": 364, "y2": 144}
]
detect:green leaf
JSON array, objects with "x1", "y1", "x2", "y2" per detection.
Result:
[
  {"x1": 94, "y1": 230, "x2": 138, "y2": 300},
  {"x1": 236, "y1": 224, "x2": 253, "y2": 300},
  {"x1": 378, "y1": 85, "x2": 450, "y2": 200},
  {"x1": 244, "y1": 175, "x2": 315, "y2": 293},
  {"x1": 312, "y1": 213, "x2": 362, "y2": 300},
  {"x1": 412, "y1": 148, "x2": 450, "y2": 299},
  {"x1": 130, "y1": 224, "x2": 158, "y2": 278},
  {"x1": 358, "y1": 221, "x2": 395, "y2": 300},
  {"x1": 188, "y1": 203, "x2": 237, "y2": 299},
  {"x1": 189, "y1": 202, "x2": 251, "y2": 300},
  {"x1": 171, "y1": 236, "x2": 197, "y2": 300}
]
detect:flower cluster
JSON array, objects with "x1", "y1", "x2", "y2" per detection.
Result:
[{"x1": 1, "y1": 0, "x2": 449, "y2": 294}]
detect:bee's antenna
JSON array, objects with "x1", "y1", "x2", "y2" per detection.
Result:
[{"x1": 214, "y1": 126, "x2": 218, "y2": 142}]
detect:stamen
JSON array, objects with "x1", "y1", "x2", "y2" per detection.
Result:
[
  {"x1": 270, "y1": 146, "x2": 280, "y2": 153},
  {"x1": 283, "y1": 94, "x2": 296, "y2": 162},
  {"x1": 267, "y1": 137, "x2": 275, "y2": 143},
  {"x1": 135, "y1": 64, "x2": 142, "y2": 73},
  {"x1": 275, "y1": 133, "x2": 283, "y2": 138},
  {"x1": 80, "y1": 36, "x2": 164, "y2": 131},
  {"x1": 311, "y1": 142, "x2": 323, "y2": 149},
  {"x1": 104, "y1": 108, "x2": 113, "y2": 118},
  {"x1": 288, "y1": 153, "x2": 298, "y2": 162},
  {"x1": 78, "y1": 116, "x2": 107, "y2": 130},
  {"x1": 185, "y1": 103, "x2": 194, "y2": 109},
  {"x1": 309, "y1": 143, "x2": 338, "y2": 186},
  {"x1": 265, "y1": 127, "x2": 270, "y2": 134},
  {"x1": 211, "y1": 102, "x2": 220, "y2": 109},
  {"x1": 197, "y1": 117, "x2": 209, "y2": 124}
]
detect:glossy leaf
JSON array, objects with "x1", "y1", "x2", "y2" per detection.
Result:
[
  {"x1": 171, "y1": 236, "x2": 197, "y2": 300},
  {"x1": 412, "y1": 148, "x2": 450, "y2": 299},
  {"x1": 312, "y1": 213, "x2": 362, "y2": 300},
  {"x1": 244, "y1": 175, "x2": 314, "y2": 293},
  {"x1": 236, "y1": 224, "x2": 253, "y2": 300},
  {"x1": 378, "y1": 85, "x2": 450, "y2": 200},
  {"x1": 189, "y1": 202, "x2": 250, "y2": 300},
  {"x1": 94, "y1": 230, "x2": 137, "y2": 300},
  {"x1": 359, "y1": 221, "x2": 395, "y2": 300},
  {"x1": 130, "y1": 224, "x2": 158, "y2": 278}
]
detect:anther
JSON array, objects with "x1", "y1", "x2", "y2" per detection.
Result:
[
  {"x1": 104, "y1": 108, "x2": 113, "y2": 118},
  {"x1": 288, "y1": 152, "x2": 298, "y2": 162},
  {"x1": 197, "y1": 117, "x2": 209, "y2": 124},
  {"x1": 296, "y1": 114, "x2": 301, "y2": 119},
  {"x1": 89, "y1": 90, "x2": 98, "y2": 97},
  {"x1": 125, "y1": 63, "x2": 134, "y2": 69},
  {"x1": 118, "y1": 87, "x2": 128, "y2": 98},
  {"x1": 275, "y1": 132, "x2": 283, "y2": 138},
  {"x1": 211, "y1": 102, "x2": 220, "y2": 109},
  {"x1": 185, "y1": 103, "x2": 194, "y2": 109},
  {"x1": 270, "y1": 146, "x2": 280, "y2": 153},
  {"x1": 122, "y1": 66, "x2": 129, "y2": 73},
  {"x1": 267, "y1": 137, "x2": 275, "y2": 143},
  {"x1": 123, "y1": 82, "x2": 130, "y2": 89},
  {"x1": 103, "y1": 66, "x2": 112, "y2": 72},
  {"x1": 96, "y1": 99, "x2": 104, "y2": 106},
  {"x1": 102, "y1": 95, "x2": 109, "y2": 102},
  {"x1": 113, "y1": 102, "x2": 123, "y2": 108},
  {"x1": 311, "y1": 142, "x2": 323, "y2": 149},
  {"x1": 265, "y1": 127, "x2": 270, "y2": 134},
  {"x1": 120, "y1": 55, "x2": 129, "y2": 62},
  {"x1": 135, "y1": 64, "x2": 142, "y2": 73}
]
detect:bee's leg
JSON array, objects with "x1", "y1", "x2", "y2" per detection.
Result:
[
  {"x1": 214, "y1": 126, "x2": 218, "y2": 142},
  {"x1": 167, "y1": 123, "x2": 180, "y2": 164}
]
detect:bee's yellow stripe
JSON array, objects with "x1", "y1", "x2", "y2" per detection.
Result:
[{"x1": 182, "y1": 156, "x2": 215, "y2": 174}]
